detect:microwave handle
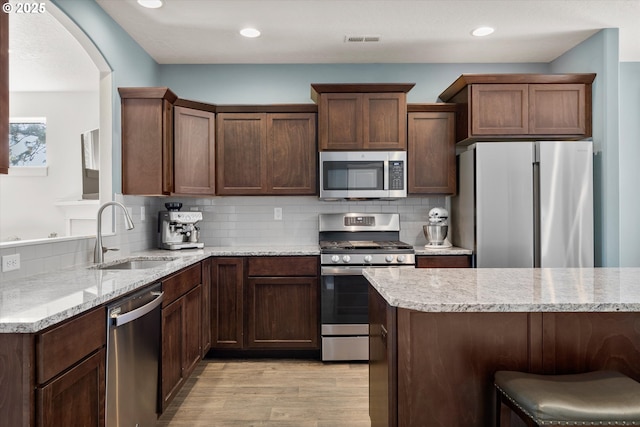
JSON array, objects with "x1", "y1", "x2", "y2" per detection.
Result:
[{"x1": 383, "y1": 160, "x2": 389, "y2": 190}]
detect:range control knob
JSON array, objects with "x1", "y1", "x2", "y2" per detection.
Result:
[
  {"x1": 331, "y1": 255, "x2": 340, "y2": 263},
  {"x1": 364, "y1": 255, "x2": 373, "y2": 263},
  {"x1": 397, "y1": 255, "x2": 406, "y2": 263},
  {"x1": 385, "y1": 255, "x2": 395, "y2": 263},
  {"x1": 342, "y1": 255, "x2": 351, "y2": 263}
]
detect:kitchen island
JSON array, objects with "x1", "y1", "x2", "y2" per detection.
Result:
[{"x1": 364, "y1": 267, "x2": 640, "y2": 427}]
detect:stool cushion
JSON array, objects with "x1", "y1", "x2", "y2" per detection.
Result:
[{"x1": 495, "y1": 370, "x2": 640, "y2": 425}]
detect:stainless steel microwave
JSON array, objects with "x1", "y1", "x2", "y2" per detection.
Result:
[{"x1": 319, "y1": 151, "x2": 407, "y2": 199}]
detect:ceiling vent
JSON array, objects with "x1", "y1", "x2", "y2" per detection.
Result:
[{"x1": 345, "y1": 35, "x2": 381, "y2": 43}]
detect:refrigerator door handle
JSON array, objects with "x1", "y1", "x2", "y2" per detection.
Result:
[{"x1": 533, "y1": 161, "x2": 541, "y2": 267}]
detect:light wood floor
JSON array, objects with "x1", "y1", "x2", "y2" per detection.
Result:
[{"x1": 157, "y1": 359, "x2": 371, "y2": 427}]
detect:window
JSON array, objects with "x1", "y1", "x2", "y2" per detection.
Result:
[{"x1": 9, "y1": 117, "x2": 47, "y2": 166}]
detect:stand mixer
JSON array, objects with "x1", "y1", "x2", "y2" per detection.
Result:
[
  {"x1": 158, "y1": 203, "x2": 204, "y2": 250},
  {"x1": 423, "y1": 207, "x2": 452, "y2": 248}
]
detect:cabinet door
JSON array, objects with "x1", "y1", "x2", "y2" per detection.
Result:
[
  {"x1": 211, "y1": 258, "x2": 245, "y2": 349},
  {"x1": 369, "y1": 286, "x2": 397, "y2": 427},
  {"x1": 363, "y1": 92, "x2": 407, "y2": 150},
  {"x1": 38, "y1": 349, "x2": 105, "y2": 427},
  {"x1": 183, "y1": 285, "x2": 202, "y2": 378},
  {"x1": 529, "y1": 83, "x2": 587, "y2": 135},
  {"x1": 408, "y1": 112, "x2": 456, "y2": 194},
  {"x1": 121, "y1": 95, "x2": 174, "y2": 195},
  {"x1": 267, "y1": 113, "x2": 317, "y2": 194},
  {"x1": 216, "y1": 113, "x2": 267, "y2": 194},
  {"x1": 318, "y1": 93, "x2": 363, "y2": 150},
  {"x1": 161, "y1": 298, "x2": 184, "y2": 410},
  {"x1": 471, "y1": 84, "x2": 528, "y2": 135},
  {"x1": 246, "y1": 277, "x2": 319, "y2": 349},
  {"x1": 174, "y1": 106, "x2": 215, "y2": 195}
]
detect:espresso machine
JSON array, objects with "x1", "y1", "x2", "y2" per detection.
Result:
[{"x1": 158, "y1": 203, "x2": 204, "y2": 250}]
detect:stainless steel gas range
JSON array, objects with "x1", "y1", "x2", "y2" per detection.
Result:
[{"x1": 319, "y1": 213, "x2": 415, "y2": 361}]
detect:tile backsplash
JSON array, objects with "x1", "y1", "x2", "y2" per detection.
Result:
[
  {"x1": 1, "y1": 195, "x2": 447, "y2": 281},
  {"x1": 155, "y1": 195, "x2": 448, "y2": 247}
]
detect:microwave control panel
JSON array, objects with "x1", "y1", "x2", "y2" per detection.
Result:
[{"x1": 389, "y1": 161, "x2": 405, "y2": 190}]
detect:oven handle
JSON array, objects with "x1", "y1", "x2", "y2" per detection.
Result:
[{"x1": 321, "y1": 266, "x2": 366, "y2": 276}]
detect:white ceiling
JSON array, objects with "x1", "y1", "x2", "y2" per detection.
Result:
[
  {"x1": 8, "y1": 0, "x2": 640, "y2": 92},
  {"x1": 96, "y1": 0, "x2": 640, "y2": 64},
  {"x1": 8, "y1": 5, "x2": 99, "y2": 92}
]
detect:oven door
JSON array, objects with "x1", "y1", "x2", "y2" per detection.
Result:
[{"x1": 320, "y1": 266, "x2": 370, "y2": 361}]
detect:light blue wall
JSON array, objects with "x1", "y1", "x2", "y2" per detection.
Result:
[
  {"x1": 619, "y1": 62, "x2": 640, "y2": 267},
  {"x1": 50, "y1": 0, "x2": 161, "y2": 193},
  {"x1": 159, "y1": 63, "x2": 548, "y2": 104},
  {"x1": 550, "y1": 29, "x2": 620, "y2": 266}
]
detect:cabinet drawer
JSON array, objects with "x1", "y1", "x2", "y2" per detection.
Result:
[
  {"x1": 416, "y1": 255, "x2": 471, "y2": 268},
  {"x1": 162, "y1": 263, "x2": 202, "y2": 307},
  {"x1": 247, "y1": 256, "x2": 318, "y2": 277},
  {"x1": 37, "y1": 307, "x2": 106, "y2": 384}
]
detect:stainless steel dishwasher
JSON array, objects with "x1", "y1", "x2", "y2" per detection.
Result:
[{"x1": 106, "y1": 283, "x2": 164, "y2": 427}]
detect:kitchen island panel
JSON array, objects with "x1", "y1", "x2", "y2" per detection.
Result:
[
  {"x1": 396, "y1": 309, "x2": 536, "y2": 426},
  {"x1": 542, "y1": 312, "x2": 640, "y2": 379}
]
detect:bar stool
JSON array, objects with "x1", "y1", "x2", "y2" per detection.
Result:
[{"x1": 494, "y1": 370, "x2": 640, "y2": 426}]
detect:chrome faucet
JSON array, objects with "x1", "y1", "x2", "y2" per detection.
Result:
[{"x1": 94, "y1": 201, "x2": 135, "y2": 263}]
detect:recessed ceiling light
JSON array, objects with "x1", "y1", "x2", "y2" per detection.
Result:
[
  {"x1": 137, "y1": 0, "x2": 163, "y2": 9},
  {"x1": 472, "y1": 26, "x2": 495, "y2": 37},
  {"x1": 240, "y1": 28, "x2": 261, "y2": 38}
]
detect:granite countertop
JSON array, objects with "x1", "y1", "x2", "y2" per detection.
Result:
[
  {"x1": 0, "y1": 245, "x2": 319, "y2": 333},
  {"x1": 364, "y1": 267, "x2": 640, "y2": 313},
  {"x1": 413, "y1": 245, "x2": 472, "y2": 256}
]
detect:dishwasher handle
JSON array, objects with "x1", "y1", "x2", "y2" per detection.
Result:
[{"x1": 111, "y1": 291, "x2": 164, "y2": 327}]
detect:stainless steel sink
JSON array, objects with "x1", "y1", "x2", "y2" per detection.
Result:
[{"x1": 93, "y1": 257, "x2": 178, "y2": 270}]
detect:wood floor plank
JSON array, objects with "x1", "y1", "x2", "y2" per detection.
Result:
[{"x1": 157, "y1": 359, "x2": 370, "y2": 427}]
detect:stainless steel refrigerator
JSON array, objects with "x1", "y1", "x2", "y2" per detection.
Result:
[{"x1": 451, "y1": 141, "x2": 594, "y2": 268}]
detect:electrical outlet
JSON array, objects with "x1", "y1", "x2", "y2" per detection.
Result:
[
  {"x1": 2, "y1": 254, "x2": 20, "y2": 272},
  {"x1": 274, "y1": 207, "x2": 283, "y2": 221}
]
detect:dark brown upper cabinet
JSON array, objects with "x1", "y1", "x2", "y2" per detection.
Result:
[
  {"x1": 407, "y1": 104, "x2": 457, "y2": 195},
  {"x1": 438, "y1": 74, "x2": 596, "y2": 145},
  {"x1": 173, "y1": 103, "x2": 216, "y2": 195},
  {"x1": 311, "y1": 83, "x2": 414, "y2": 151},
  {"x1": 216, "y1": 109, "x2": 316, "y2": 195},
  {"x1": 119, "y1": 88, "x2": 216, "y2": 196}
]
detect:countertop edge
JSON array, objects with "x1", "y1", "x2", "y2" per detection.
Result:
[
  {"x1": 364, "y1": 268, "x2": 640, "y2": 313},
  {"x1": 0, "y1": 246, "x2": 320, "y2": 333}
]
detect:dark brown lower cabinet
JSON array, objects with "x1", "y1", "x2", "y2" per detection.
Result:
[
  {"x1": 0, "y1": 307, "x2": 107, "y2": 427},
  {"x1": 369, "y1": 283, "x2": 397, "y2": 427},
  {"x1": 161, "y1": 295, "x2": 184, "y2": 407},
  {"x1": 369, "y1": 286, "x2": 640, "y2": 427},
  {"x1": 37, "y1": 349, "x2": 105, "y2": 427},
  {"x1": 160, "y1": 264, "x2": 203, "y2": 412},
  {"x1": 246, "y1": 276, "x2": 318, "y2": 349},
  {"x1": 210, "y1": 256, "x2": 320, "y2": 352},
  {"x1": 211, "y1": 257, "x2": 245, "y2": 349}
]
